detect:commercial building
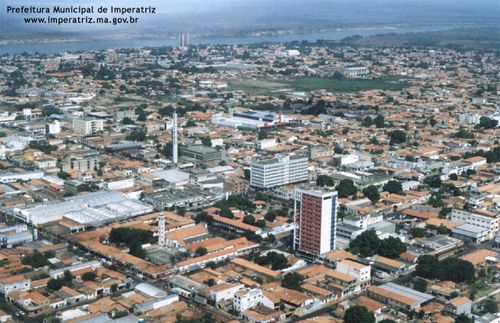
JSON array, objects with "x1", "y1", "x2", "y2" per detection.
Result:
[
  {"x1": 12, "y1": 191, "x2": 153, "y2": 226},
  {"x1": 342, "y1": 67, "x2": 369, "y2": 78},
  {"x1": 294, "y1": 189, "x2": 338, "y2": 256},
  {"x1": 367, "y1": 283, "x2": 434, "y2": 312},
  {"x1": 449, "y1": 208, "x2": 499, "y2": 241},
  {"x1": 211, "y1": 109, "x2": 294, "y2": 130},
  {"x1": 180, "y1": 145, "x2": 225, "y2": 163},
  {"x1": 336, "y1": 259, "x2": 371, "y2": 290},
  {"x1": 250, "y1": 155, "x2": 308, "y2": 189},
  {"x1": 72, "y1": 117, "x2": 104, "y2": 136}
]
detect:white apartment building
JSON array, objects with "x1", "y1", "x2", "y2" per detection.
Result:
[
  {"x1": 449, "y1": 209, "x2": 499, "y2": 241},
  {"x1": 0, "y1": 275, "x2": 31, "y2": 294},
  {"x1": 72, "y1": 117, "x2": 104, "y2": 136},
  {"x1": 459, "y1": 113, "x2": 481, "y2": 125},
  {"x1": 250, "y1": 155, "x2": 308, "y2": 189},
  {"x1": 233, "y1": 288, "x2": 264, "y2": 313},
  {"x1": 342, "y1": 67, "x2": 369, "y2": 78},
  {"x1": 336, "y1": 259, "x2": 371, "y2": 291}
]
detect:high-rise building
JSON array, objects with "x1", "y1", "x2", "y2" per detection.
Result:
[
  {"x1": 72, "y1": 117, "x2": 104, "y2": 136},
  {"x1": 250, "y1": 155, "x2": 308, "y2": 189},
  {"x1": 294, "y1": 188, "x2": 338, "y2": 256},
  {"x1": 172, "y1": 112, "x2": 178, "y2": 166},
  {"x1": 178, "y1": 33, "x2": 190, "y2": 48}
]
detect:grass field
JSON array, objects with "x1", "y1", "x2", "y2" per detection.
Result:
[{"x1": 229, "y1": 76, "x2": 409, "y2": 95}]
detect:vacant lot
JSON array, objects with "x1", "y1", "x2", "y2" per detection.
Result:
[{"x1": 229, "y1": 76, "x2": 409, "y2": 95}]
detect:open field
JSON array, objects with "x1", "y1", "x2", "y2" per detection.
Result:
[{"x1": 229, "y1": 76, "x2": 409, "y2": 95}]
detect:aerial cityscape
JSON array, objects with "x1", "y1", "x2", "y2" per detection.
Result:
[{"x1": 0, "y1": 1, "x2": 498, "y2": 323}]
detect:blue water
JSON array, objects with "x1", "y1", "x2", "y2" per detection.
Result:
[{"x1": 0, "y1": 24, "x2": 471, "y2": 55}]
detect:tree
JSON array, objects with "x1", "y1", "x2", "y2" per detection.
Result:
[
  {"x1": 424, "y1": 175, "x2": 442, "y2": 188},
  {"x1": 243, "y1": 214, "x2": 256, "y2": 225},
  {"x1": 389, "y1": 130, "x2": 406, "y2": 144},
  {"x1": 57, "y1": 171, "x2": 70, "y2": 180},
  {"x1": 428, "y1": 193, "x2": 444, "y2": 208},
  {"x1": 378, "y1": 236, "x2": 407, "y2": 258},
  {"x1": 316, "y1": 175, "x2": 335, "y2": 187},
  {"x1": 256, "y1": 219, "x2": 266, "y2": 228},
  {"x1": 185, "y1": 120, "x2": 197, "y2": 127},
  {"x1": 126, "y1": 129, "x2": 147, "y2": 142},
  {"x1": 128, "y1": 240, "x2": 145, "y2": 258},
  {"x1": 203, "y1": 278, "x2": 216, "y2": 286},
  {"x1": 63, "y1": 270, "x2": 73, "y2": 283},
  {"x1": 414, "y1": 279, "x2": 427, "y2": 292},
  {"x1": 265, "y1": 209, "x2": 278, "y2": 222},
  {"x1": 361, "y1": 116, "x2": 373, "y2": 127},
  {"x1": 281, "y1": 272, "x2": 304, "y2": 291},
  {"x1": 47, "y1": 278, "x2": 64, "y2": 291},
  {"x1": 336, "y1": 179, "x2": 357, "y2": 198},
  {"x1": 479, "y1": 116, "x2": 498, "y2": 129},
  {"x1": 449, "y1": 173, "x2": 458, "y2": 181},
  {"x1": 201, "y1": 137, "x2": 212, "y2": 147},
  {"x1": 383, "y1": 180, "x2": 404, "y2": 195},
  {"x1": 258, "y1": 130, "x2": 268, "y2": 140},
  {"x1": 410, "y1": 227, "x2": 426, "y2": 238},
  {"x1": 21, "y1": 250, "x2": 50, "y2": 268},
  {"x1": 363, "y1": 185, "x2": 380, "y2": 205},
  {"x1": 416, "y1": 255, "x2": 439, "y2": 279},
  {"x1": 219, "y1": 207, "x2": 234, "y2": 219},
  {"x1": 244, "y1": 169, "x2": 251, "y2": 180},
  {"x1": 481, "y1": 298, "x2": 499, "y2": 314},
  {"x1": 374, "y1": 115, "x2": 385, "y2": 128},
  {"x1": 455, "y1": 314, "x2": 474, "y2": 323},
  {"x1": 344, "y1": 305, "x2": 375, "y2": 323},
  {"x1": 349, "y1": 230, "x2": 380, "y2": 257},
  {"x1": 195, "y1": 247, "x2": 208, "y2": 257},
  {"x1": 82, "y1": 271, "x2": 97, "y2": 281}
]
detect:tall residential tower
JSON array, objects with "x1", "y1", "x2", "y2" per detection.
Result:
[{"x1": 294, "y1": 188, "x2": 338, "y2": 256}]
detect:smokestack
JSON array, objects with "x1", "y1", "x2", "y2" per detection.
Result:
[{"x1": 172, "y1": 111, "x2": 178, "y2": 166}]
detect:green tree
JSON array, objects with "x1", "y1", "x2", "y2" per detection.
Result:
[
  {"x1": 349, "y1": 230, "x2": 380, "y2": 257},
  {"x1": 316, "y1": 175, "x2": 335, "y2": 187},
  {"x1": 47, "y1": 278, "x2": 64, "y2": 291},
  {"x1": 378, "y1": 236, "x2": 407, "y2": 258},
  {"x1": 258, "y1": 130, "x2": 269, "y2": 140},
  {"x1": 416, "y1": 255, "x2": 439, "y2": 279},
  {"x1": 243, "y1": 214, "x2": 256, "y2": 225},
  {"x1": 219, "y1": 207, "x2": 234, "y2": 219},
  {"x1": 57, "y1": 171, "x2": 70, "y2": 180},
  {"x1": 63, "y1": 270, "x2": 73, "y2": 283},
  {"x1": 128, "y1": 240, "x2": 145, "y2": 258},
  {"x1": 256, "y1": 219, "x2": 266, "y2": 228},
  {"x1": 383, "y1": 180, "x2": 404, "y2": 195},
  {"x1": 195, "y1": 247, "x2": 208, "y2": 257},
  {"x1": 336, "y1": 179, "x2": 357, "y2": 198},
  {"x1": 201, "y1": 137, "x2": 212, "y2": 147},
  {"x1": 281, "y1": 272, "x2": 304, "y2": 291},
  {"x1": 82, "y1": 271, "x2": 97, "y2": 281},
  {"x1": 389, "y1": 130, "x2": 406, "y2": 144},
  {"x1": 414, "y1": 278, "x2": 427, "y2": 292},
  {"x1": 410, "y1": 227, "x2": 426, "y2": 238},
  {"x1": 455, "y1": 314, "x2": 474, "y2": 323},
  {"x1": 374, "y1": 114, "x2": 385, "y2": 128},
  {"x1": 479, "y1": 116, "x2": 498, "y2": 129},
  {"x1": 424, "y1": 175, "x2": 442, "y2": 188},
  {"x1": 363, "y1": 185, "x2": 380, "y2": 205},
  {"x1": 481, "y1": 298, "x2": 499, "y2": 314},
  {"x1": 344, "y1": 305, "x2": 375, "y2": 323},
  {"x1": 362, "y1": 116, "x2": 373, "y2": 127}
]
